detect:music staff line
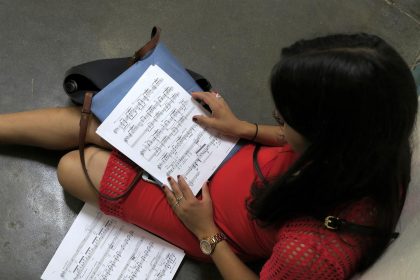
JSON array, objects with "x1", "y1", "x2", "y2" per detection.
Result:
[
  {"x1": 113, "y1": 85, "x2": 179, "y2": 137},
  {"x1": 60, "y1": 211, "x2": 104, "y2": 279},
  {"x1": 60, "y1": 210, "x2": 179, "y2": 280}
]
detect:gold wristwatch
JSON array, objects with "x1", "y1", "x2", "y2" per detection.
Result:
[{"x1": 199, "y1": 232, "x2": 227, "y2": 255}]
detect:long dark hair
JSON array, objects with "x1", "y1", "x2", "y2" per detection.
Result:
[{"x1": 248, "y1": 33, "x2": 418, "y2": 269}]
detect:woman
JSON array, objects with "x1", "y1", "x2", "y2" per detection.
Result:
[{"x1": 0, "y1": 33, "x2": 417, "y2": 279}]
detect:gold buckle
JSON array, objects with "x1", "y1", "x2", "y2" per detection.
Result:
[{"x1": 324, "y1": 216, "x2": 339, "y2": 230}]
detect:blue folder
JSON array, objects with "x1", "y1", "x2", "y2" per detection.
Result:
[{"x1": 92, "y1": 43, "x2": 202, "y2": 122}]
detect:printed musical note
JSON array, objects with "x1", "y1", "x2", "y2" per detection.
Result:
[
  {"x1": 96, "y1": 65, "x2": 238, "y2": 195},
  {"x1": 41, "y1": 204, "x2": 185, "y2": 280}
]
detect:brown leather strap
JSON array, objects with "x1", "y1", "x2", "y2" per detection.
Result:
[
  {"x1": 79, "y1": 92, "x2": 142, "y2": 201},
  {"x1": 128, "y1": 26, "x2": 161, "y2": 66},
  {"x1": 78, "y1": 26, "x2": 161, "y2": 200},
  {"x1": 79, "y1": 91, "x2": 95, "y2": 190}
]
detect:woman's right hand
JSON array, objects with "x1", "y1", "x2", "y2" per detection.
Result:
[{"x1": 191, "y1": 91, "x2": 250, "y2": 138}]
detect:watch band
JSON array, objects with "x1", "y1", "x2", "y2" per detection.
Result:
[
  {"x1": 200, "y1": 232, "x2": 227, "y2": 255},
  {"x1": 209, "y1": 232, "x2": 226, "y2": 244}
]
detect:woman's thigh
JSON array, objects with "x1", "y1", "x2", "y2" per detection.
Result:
[{"x1": 57, "y1": 146, "x2": 111, "y2": 205}]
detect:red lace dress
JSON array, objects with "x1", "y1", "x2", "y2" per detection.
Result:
[{"x1": 99, "y1": 144, "x2": 376, "y2": 279}]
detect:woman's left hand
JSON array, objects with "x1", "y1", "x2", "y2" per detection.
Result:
[{"x1": 163, "y1": 176, "x2": 220, "y2": 239}]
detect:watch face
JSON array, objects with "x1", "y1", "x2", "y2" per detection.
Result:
[{"x1": 200, "y1": 240, "x2": 213, "y2": 255}]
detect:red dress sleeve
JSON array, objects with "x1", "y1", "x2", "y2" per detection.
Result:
[{"x1": 260, "y1": 198, "x2": 377, "y2": 280}]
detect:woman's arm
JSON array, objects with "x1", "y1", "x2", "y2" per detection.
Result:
[
  {"x1": 191, "y1": 92, "x2": 286, "y2": 147},
  {"x1": 234, "y1": 122, "x2": 286, "y2": 147},
  {"x1": 163, "y1": 176, "x2": 259, "y2": 280},
  {"x1": 210, "y1": 240, "x2": 259, "y2": 280}
]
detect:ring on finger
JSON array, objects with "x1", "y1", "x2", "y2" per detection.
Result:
[
  {"x1": 175, "y1": 195, "x2": 184, "y2": 202},
  {"x1": 210, "y1": 90, "x2": 222, "y2": 99}
]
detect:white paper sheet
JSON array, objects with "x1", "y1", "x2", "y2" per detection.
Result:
[
  {"x1": 96, "y1": 65, "x2": 238, "y2": 195},
  {"x1": 41, "y1": 204, "x2": 185, "y2": 280}
]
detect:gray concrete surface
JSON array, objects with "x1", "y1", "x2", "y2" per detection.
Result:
[{"x1": 0, "y1": 1, "x2": 419, "y2": 279}]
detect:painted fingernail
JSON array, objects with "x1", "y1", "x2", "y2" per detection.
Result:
[
  {"x1": 167, "y1": 176, "x2": 171, "y2": 181},
  {"x1": 177, "y1": 175, "x2": 181, "y2": 179},
  {"x1": 192, "y1": 117, "x2": 198, "y2": 122}
]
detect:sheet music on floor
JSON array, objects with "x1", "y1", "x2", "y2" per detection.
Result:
[
  {"x1": 96, "y1": 65, "x2": 238, "y2": 195},
  {"x1": 41, "y1": 204, "x2": 184, "y2": 280}
]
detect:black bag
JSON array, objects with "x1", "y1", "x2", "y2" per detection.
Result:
[{"x1": 63, "y1": 57, "x2": 212, "y2": 104}]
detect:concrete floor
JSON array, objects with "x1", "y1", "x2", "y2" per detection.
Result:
[{"x1": 0, "y1": 1, "x2": 419, "y2": 279}]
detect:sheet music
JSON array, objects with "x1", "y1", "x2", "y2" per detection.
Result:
[
  {"x1": 41, "y1": 204, "x2": 184, "y2": 280},
  {"x1": 96, "y1": 65, "x2": 238, "y2": 195}
]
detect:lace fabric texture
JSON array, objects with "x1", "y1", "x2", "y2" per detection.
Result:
[
  {"x1": 99, "y1": 150, "x2": 139, "y2": 219},
  {"x1": 260, "y1": 198, "x2": 376, "y2": 280}
]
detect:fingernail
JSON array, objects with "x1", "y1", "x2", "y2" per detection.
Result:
[
  {"x1": 192, "y1": 117, "x2": 198, "y2": 122},
  {"x1": 177, "y1": 175, "x2": 181, "y2": 179},
  {"x1": 167, "y1": 176, "x2": 171, "y2": 181}
]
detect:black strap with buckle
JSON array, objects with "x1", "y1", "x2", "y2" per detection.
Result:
[{"x1": 324, "y1": 216, "x2": 399, "y2": 239}]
